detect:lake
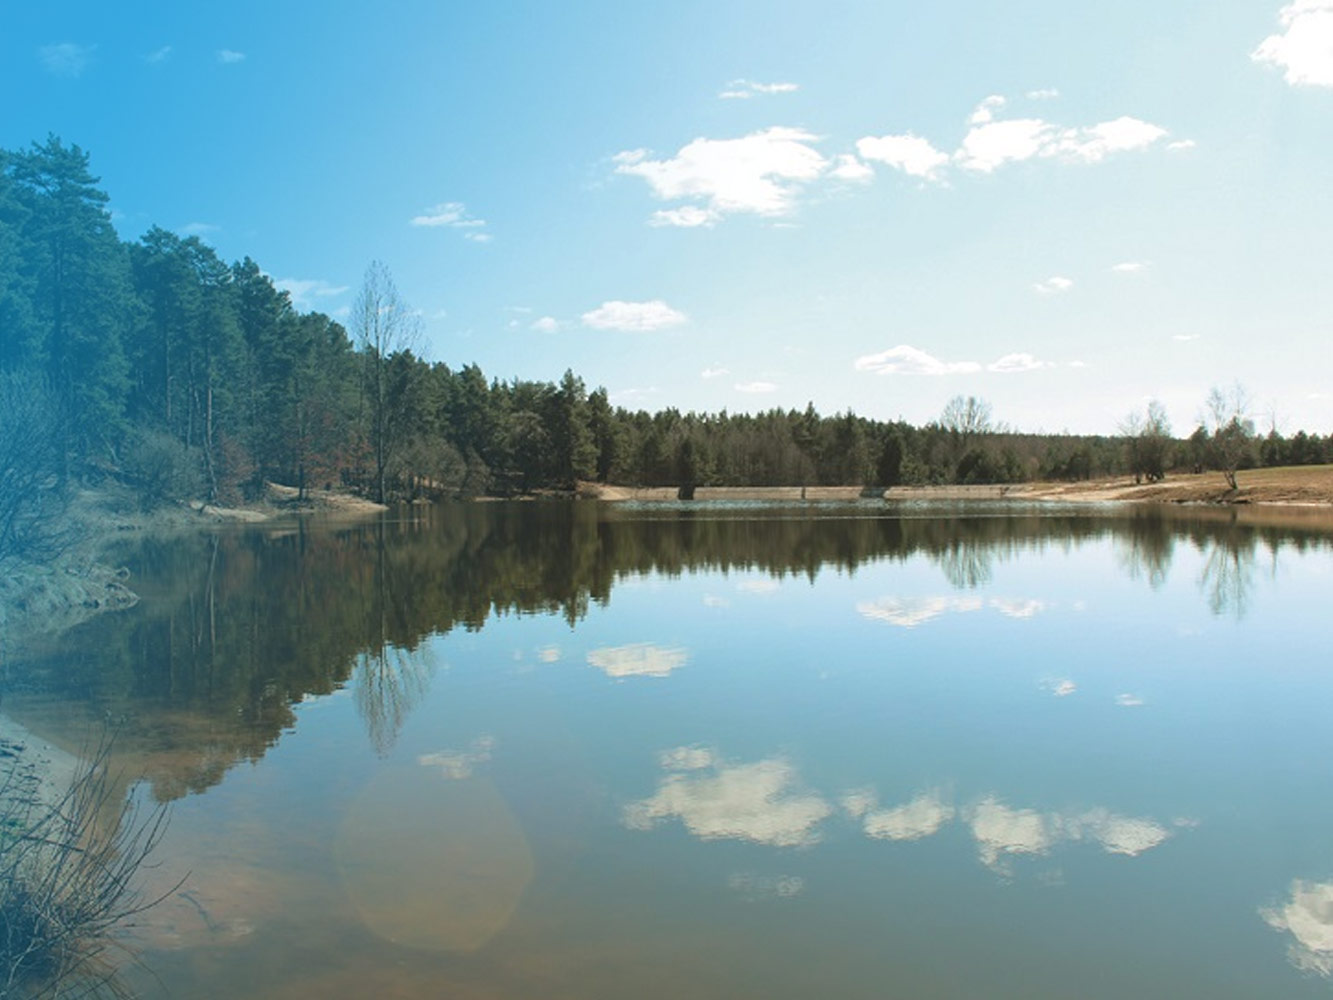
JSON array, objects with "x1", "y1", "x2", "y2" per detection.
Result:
[{"x1": 6, "y1": 500, "x2": 1333, "y2": 998}]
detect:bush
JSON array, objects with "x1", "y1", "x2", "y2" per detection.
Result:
[
  {"x1": 120, "y1": 429, "x2": 203, "y2": 510},
  {"x1": 1, "y1": 735, "x2": 172, "y2": 998},
  {"x1": 0, "y1": 371, "x2": 66, "y2": 568}
]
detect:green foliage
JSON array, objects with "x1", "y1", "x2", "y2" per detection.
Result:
[
  {"x1": 2, "y1": 135, "x2": 1329, "y2": 506},
  {"x1": 1120, "y1": 399, "x2": 1173, "y2": 484}
]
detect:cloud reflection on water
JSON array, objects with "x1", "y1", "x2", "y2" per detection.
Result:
[
  {"x1": 856, "y1": 595, "x2": 1049, "y2": 628},
  {"x1": 844, "y1": 787, "x2": 1176, "y2": 874},
  {"x1": 969, "y1": 797, "x2": 1172, "y2": 874},
  {"x1": 625, "y1": 751, "x2": 832, "y2": 847},
  {"x1": 418, "y1": 735, "x2": 496, "y2": 780},
  {"x1": 631, "y1": 753, "x2": 1180, "y2": 874},
  {"x1": 1263, "y1": 880, "x2": 1333, "y2": 977},
  {"x1": 587, "y1": 643, "x2": 689, "y2": 678}
]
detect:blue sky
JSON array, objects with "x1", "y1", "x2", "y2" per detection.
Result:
[{"x1": 4, "y1": 1, "x2": 1330, "y2": 434}]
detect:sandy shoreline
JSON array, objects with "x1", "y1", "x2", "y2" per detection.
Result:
[
  {"x1": 580, "y1": 466, "x2": 1333, "y2": 510},
  {"x1": 0, "y1": 710, "x2": 81, "y2": 814}
]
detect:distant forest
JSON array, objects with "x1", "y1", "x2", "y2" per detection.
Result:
[{"x1": 2, "y1": 136, "x2": 1331, "y2": 516}]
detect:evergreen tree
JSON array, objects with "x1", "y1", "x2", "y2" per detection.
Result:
[{"x1": 12, "y1": 136, "x2": 133, "y2": 470}]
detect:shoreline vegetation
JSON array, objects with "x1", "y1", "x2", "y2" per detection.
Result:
[{"x1": 3, "y1": 464, "x2": 1329, "y2": 654}]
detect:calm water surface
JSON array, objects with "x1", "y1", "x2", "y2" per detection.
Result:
[{"x1": 7, "y1": 501, "x2": 1333, "y2": 998}]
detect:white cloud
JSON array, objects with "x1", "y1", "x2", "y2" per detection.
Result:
[
  {"x1": 581, "y1": 299, "x2": 688, "y2": 332},
  {"x1": 1033, "y1": 275, "x2": 1074, "y2": 295},
  {"x1": 649, "y1": 206, "x2": 719, "y2": 228},
  {"x1": 1044, "y1": 678, "x2": 1078, "y2": 697},
  {"x1": 39, "y1": 42, "x2": 95, "y2": 77},
  {"x1": 1253, "y1": 1, "x2": 1333, "y2": 87},
  {"x1": 737, "y1": 579, "x2": 780, "y2": 595},
  {"x1": 146, "y1": 45, "x2": 173, "y2": 63},
  {"x1": 701, "y1": 365, "x2": 730, "y2": 379},
  {"x1": 955, "y1": 112, "x2": 1168, "y2": 172},
  {"x1": 614, "y1": 127, "x2": 828, "y2": 224},
  {"x1": 856, "y1": 596, "x2": 985, "y2": 628},
  {"x1": 956, "y1": 118, "x2": 1056, "y2": 172},
  {"x1": 217, "y1": 49, "x2": 246, "y2": 64},
  {"x1": 410, "y1": 202, "x2": 489, "y2": 242},
  {"x1": 1047, "y1": 116, "x2": 1169, "y2": 163},
  {"x1": 530, "y1": 316, "x2": 561, "y2": 333},
  {"x1": 735, "y1": 380, "x2": 778, "y2": 393},
  {"x1": 969, "y1": 94, "x2": 1007, "y2": 124},
  {"x1": 855, "y1": 133, "x2": 950, "y2": 181},
  {"x1": 719, "y1": 79, "x2": 800, "y2": 99},
  {"x1": 417, "y1": 736, "x2": 495, "y2": 780},
  {"x1": 854, "y1": 345, "x2": 982, "y2": 376},
  {"x1": 536, "y1": 645, "x2": 561, "y2": 663},
  {"x1": 625, "y1": 756, "x2": 832, "y2": 847},
  {"x1": 829, "y1": 154, "x2": 875, "y2": 183},
  {"x1": 1068, "y1": 360, "x2": 1089, "y2": 369},
  {"x1": 1263, "y1": 880, "x2": 1333, "y2": 976},
  {"x1": 863, "y1": 791, "x2": 956, "y2": 841},
  {"x1": 178, "y1": 222, "x2": 220, "y2": 237},
  {"x1": 702, "y1": 594, "x2": 730, "y2": 608},
  {"x1": 1173, "y1": 333, "x2": 1202, "y2": 342},
  {"x1": 1111, "y1": 260, "x2": 1150, "y2": 273},
  {"x1": 988, "y1": 353, "x2": 1054, "y2": 373},
  {"x1": 1115, "y1": 693, "x2": 1146, "y2": 707},
  {"x1": 587, "y1": 643, "x2": 688, "y2": 679},
  {"x1": 1167, "y1": 139, "x2": 1198, "y2": 151},
  {"x1": 1026, "y1": 88, "x2": 1060, "y2": 100},
  {"x1": 275, "y1": 278, "x2": 350, "y2": 311}
]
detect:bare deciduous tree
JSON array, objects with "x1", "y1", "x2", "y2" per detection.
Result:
[
  {"x1": 1119, "y1": 399, "x2": 1172, "y2": 484},
  {"x1": 350, "y1": 261, "x2": 420, "y2": 503},
  {"x1": 1204, "y1": 383, "x2": 1254, "y2": 490},
  {"x1": 0, "y1": 372, "x2": 69, "y2": 568}
]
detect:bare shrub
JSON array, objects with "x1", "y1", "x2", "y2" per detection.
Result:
[
  {"x1": 1, "y1": 735, "x2": 173, "y2": 999},
  {"x1": 0, "y1": 373, "x2": 67, "y2": 569},
  {"x1": 119, "y1": 429, "x2": 203, "y2": 510}
]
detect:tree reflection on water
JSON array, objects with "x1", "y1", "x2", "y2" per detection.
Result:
[{"x1": 2, "y1": 501, "x2": 1327, "y2": 802}]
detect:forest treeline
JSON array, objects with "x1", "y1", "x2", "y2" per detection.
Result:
[{"x1": 2, "y1": 137, "x2": 1331, "y2": 532}]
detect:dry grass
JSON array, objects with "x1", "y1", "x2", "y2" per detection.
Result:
[{"x1": 1, "y1": 736, "x2": 173, "y2": 999}]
